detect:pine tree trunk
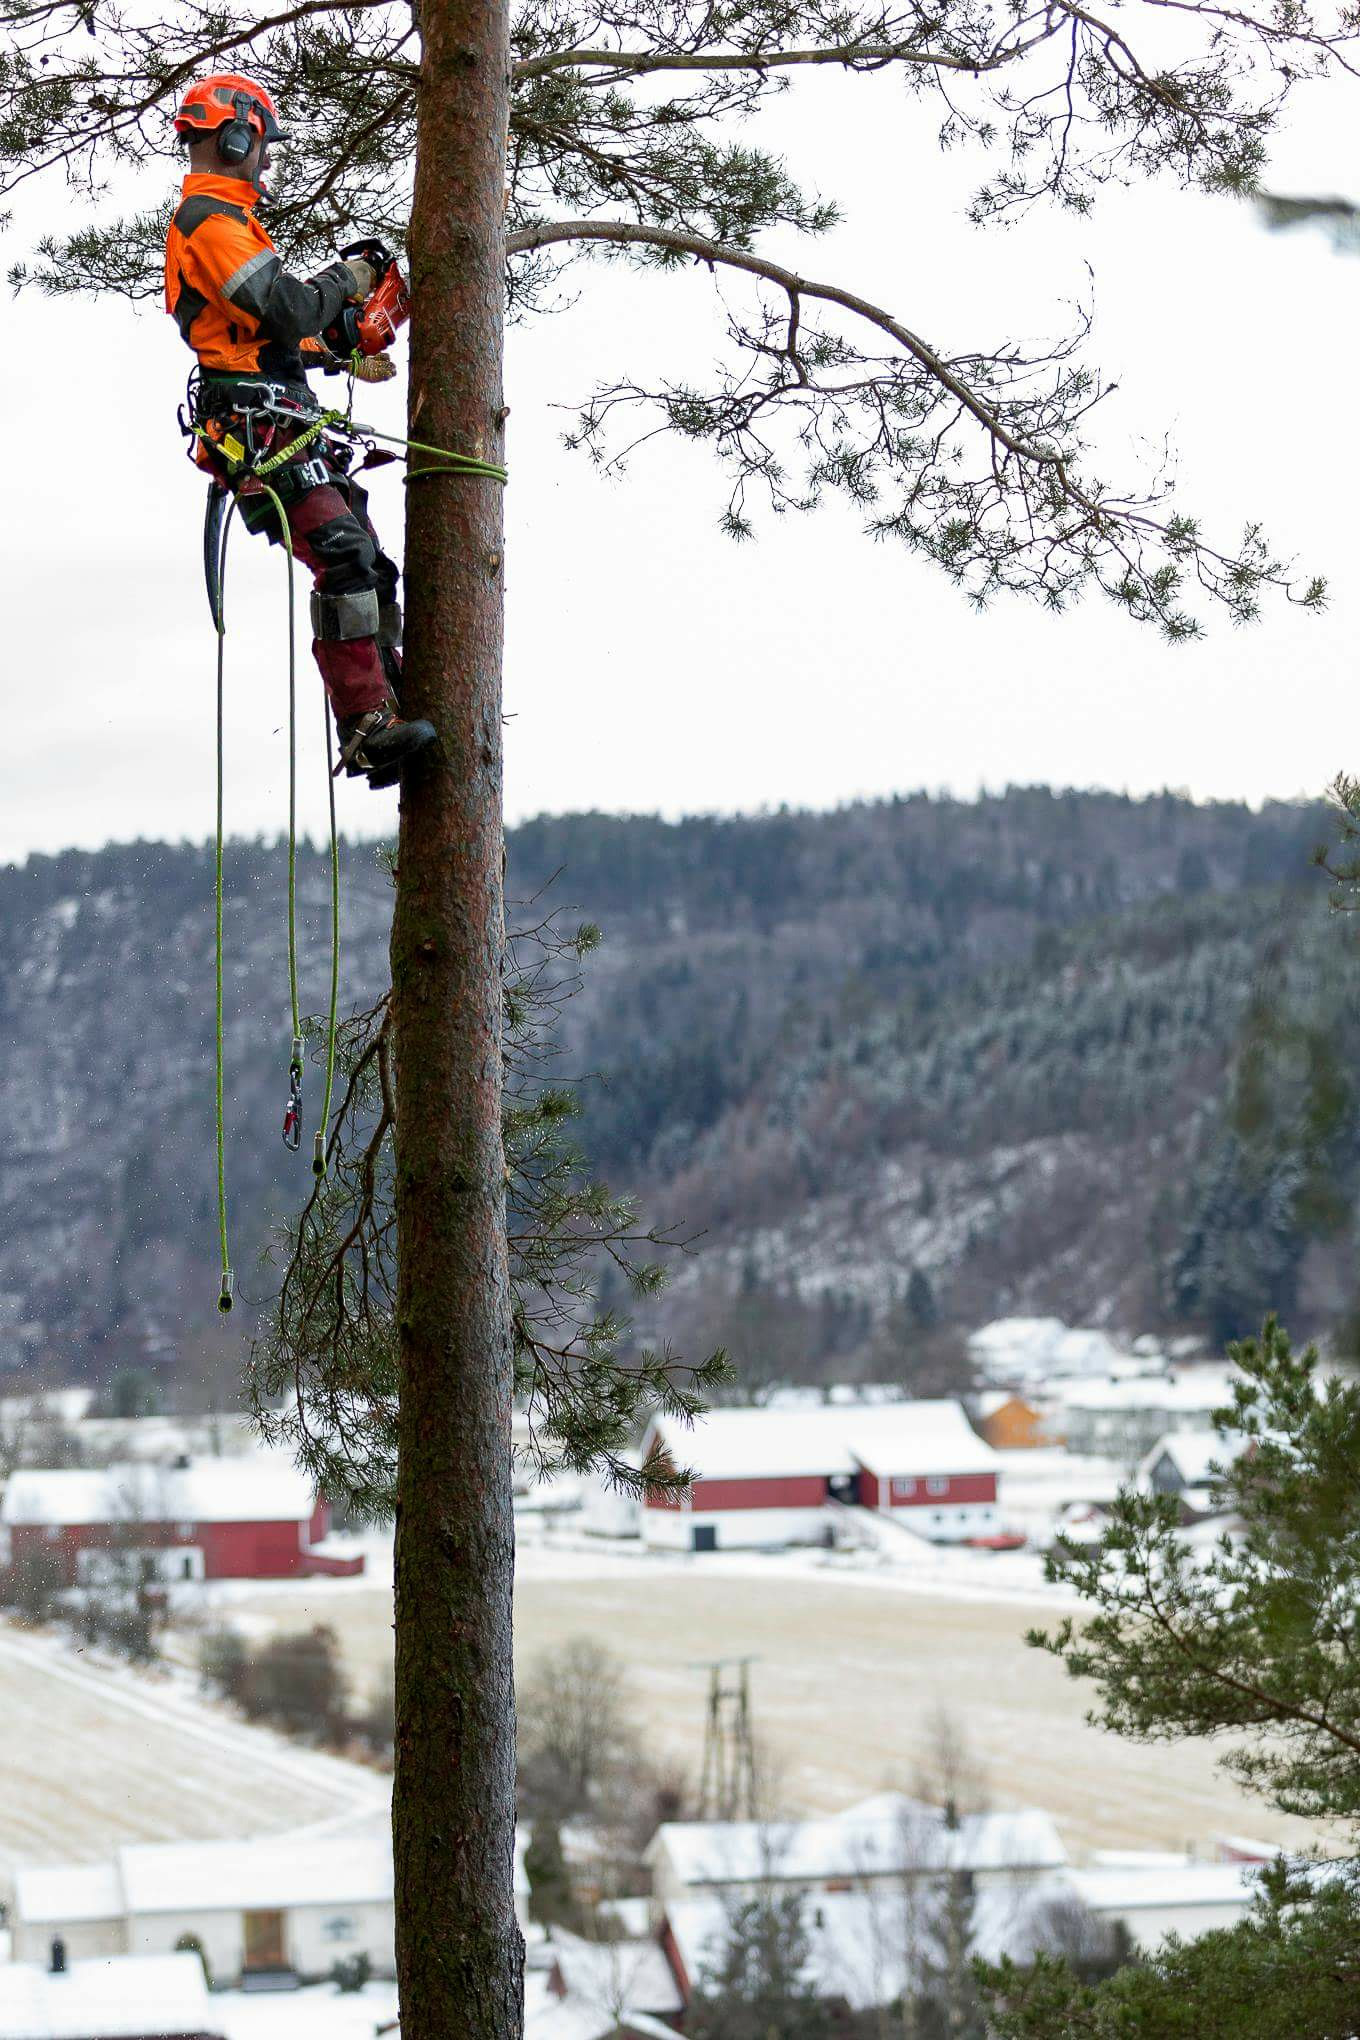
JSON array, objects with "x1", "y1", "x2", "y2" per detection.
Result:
[{"x1": 390, "y1": 0, "x2": 521, "y2": 2020}]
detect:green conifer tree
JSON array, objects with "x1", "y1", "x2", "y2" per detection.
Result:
[{"x1": 979, "y1": 1318, "x2": 1360, "y2": 2036}]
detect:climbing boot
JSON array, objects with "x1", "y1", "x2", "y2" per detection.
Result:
[{"x1": 335, "y1": 702, "x2": 436, "y2": 790}]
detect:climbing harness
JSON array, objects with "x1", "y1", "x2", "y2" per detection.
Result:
[{"x1": 184, "y1": 367, "x2": 506, "y2": 1309}]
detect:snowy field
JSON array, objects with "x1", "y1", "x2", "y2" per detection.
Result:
[
  {"x1": 0, "y1": 1620, "x2": 386, "y2": 1877},
  {"x1": 202, "y1": 1529, "x2": 1325, "y2": 1861}
]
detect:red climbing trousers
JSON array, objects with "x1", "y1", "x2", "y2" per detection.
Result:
[{"x1": 201, "y1": 418, "x2": 399, "y2": 724}]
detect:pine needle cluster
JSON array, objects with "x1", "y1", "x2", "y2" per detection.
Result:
[{"x1": 249, "y1": 899, "x2": 728, "y2": 1516}]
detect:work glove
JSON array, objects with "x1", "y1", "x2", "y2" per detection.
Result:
[
  {"x1": 353, "y1": 352, "x2": 397, "y2": 383},
  {"x1": 344, "y1": 256, "x2": 377, "y2": 301}
]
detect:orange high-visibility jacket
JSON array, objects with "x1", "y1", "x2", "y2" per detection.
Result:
[{"x1": 164, "y1": 173, "x2": 356, "y2": 384}]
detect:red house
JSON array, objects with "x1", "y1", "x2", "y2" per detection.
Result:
[
  {"x1": 846, "y1": 1403, "x2": 1001, "y2": 1537},
  {"x1": 642, "y1": 1399, "x2": 1001, "y2": 1551},
  {"x1": 0, "y1": 1455, "x2": 364, "y2": 1587}
]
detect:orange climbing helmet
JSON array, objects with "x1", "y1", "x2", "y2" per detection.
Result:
[{"x1": 173, "y1": 74, "x2": 285, "y2": 159}]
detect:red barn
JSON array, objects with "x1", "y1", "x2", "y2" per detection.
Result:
[
  {"x1": 846, "y1": 1403, "x2": 1001, "y2": 1538},
  {"x1": 642, "y1": 1399, "x2": 1001, "y2": 1551},
  {"x1": 0, "y1": 1456, "x2": 364, "y2": 1587}
]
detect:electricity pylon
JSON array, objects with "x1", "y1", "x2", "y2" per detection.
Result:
[{"x1": 693, "y1": 1656, "x2": 759, "y2": 1820}]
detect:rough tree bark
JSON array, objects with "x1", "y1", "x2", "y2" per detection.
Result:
[{"x1": 391, "y1": 0, "x2": 522, "y2": 2020}]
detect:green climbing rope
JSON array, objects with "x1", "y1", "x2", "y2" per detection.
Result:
[
  {"x1": 214, "y1": 495, "x2": 238, "y2": 1314},
  {"x1": 209, "y1": 474, "x2": 344, "y2": 1310},
  {"x1": 340, "y1": 415, "x2": 508, "y2": 484},
  {"x1": 199, "y1": 395, "x2": 504, "y2": 1296},
  {"x1": 256, "y1": 480, "x2": 308, "y2": 1152},
  {"x1": 317, "y1": 708, "x2": 341, "y2": 1179}
]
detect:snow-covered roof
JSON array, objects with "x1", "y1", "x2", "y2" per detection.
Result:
[
  {"x1": 646, "y1": 1400, "x2": 996, "y2": 1483},
  {"x1": 2, "y1": 1453, "x2": 316, "y2": 1528},
  {"x1": 967, "y1": 1321, "x2": 1128, "y2": 1381},
  {"x1": 116, "y1": 1828, "x2": 391, "y2": 1915},
  {"x1": 12, "y1": 1866, "x2": 122, "y2": 1928},
  {"x1": 843, "y1": 1403, "x2": 998, "y2": 1478},
  {"x1": 968, "y1": 1318, "x2": 1067, "y2": 1357},
  {"x1": 1071, "y1": 1862, "x2": 1260, "y2": 1913},
  {"x1": 1055, "y1": 1371, "x2": 1238, "y2": 1417},
  {"x1": 1139, "y1": 1428, "x2": 1230, "y2": 1489},
  {"x1": 183, "y1": 1978, "x2": 397, "y2": 2040},
  {"x1": 646, "y1": 1804, "x2": 1066, "y2": 1887},
  {"x1": 19, "y1": 1821, "x2": 395, "y2": 1927},
  {"x1": 524, "y1": 1974, "x2": 680, "y2": 2040},
  {"x1": 0, "y1": 1953, "x2": 218, "y2": 2040},
  {"x1": 548, "y1": 1931, "x2": 683, "y2": 2018},
  {"x1": 646, "y1": 1409, "x2": 857, "y2": 1481},
  {"x1": 595, "y1": 1899, "x2": 653, "y2": 1937},
  {"x1": 973, "y1": 1391, "x2": 1033, "y2": 1418},
  {"x1": 1214, "y1": 1835, "x2": 1284, "y2": 1864}
]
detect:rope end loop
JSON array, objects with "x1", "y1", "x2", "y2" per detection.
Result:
[
  {"x1": 217, "y1": 1270, "x2": 235, "y2": 1315},
  {"x1": 312, "y1": 1130, "x2": 326, "y2": 1179}
]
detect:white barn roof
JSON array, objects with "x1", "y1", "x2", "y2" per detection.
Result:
[
  {"x1": 2, "y1": 1454, "x2": 316, "y2": 1529},
  {"x1": 647, "y1": 1409, "x2": 857, "y2": 1482},
  {"x1": 645, "y1": 1805, "x2": 1066, "y2": 1887},
  {"x1": 646, "y1": 1399, "x2": 996, "y2": 1485},
  {"x1": 843, "y1": 1402, "x2": 998, "y2": 1479},
  {"x1": 0, "y1": 1953, "x2": 218, "y2": 2040}
]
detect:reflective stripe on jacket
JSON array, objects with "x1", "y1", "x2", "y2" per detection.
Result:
[{"x1": 163, "y1": 172, "x2": 356, "y2": 381}]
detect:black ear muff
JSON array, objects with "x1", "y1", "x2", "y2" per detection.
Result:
[{"x1": 216, "y1": 93, "x2": 256, "y2": 164}]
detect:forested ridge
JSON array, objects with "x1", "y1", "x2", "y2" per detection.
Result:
[{"x1": 0, "y1": 788, "x2": 1354, "y2": 1384}]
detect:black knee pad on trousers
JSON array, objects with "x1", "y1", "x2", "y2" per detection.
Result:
[{"x1": 307, "y1": 511, "x2": 381, "y2": 595}]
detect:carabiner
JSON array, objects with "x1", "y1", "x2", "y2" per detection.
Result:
[{"x1": 282, "y1": 1036, "x2": 304, "y2": 1152}]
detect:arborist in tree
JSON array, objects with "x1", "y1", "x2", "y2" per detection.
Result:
[{"x1": 164, "y1": 74, "x2": 435, "y2": 789}]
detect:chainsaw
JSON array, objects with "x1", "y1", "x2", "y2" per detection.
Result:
[
  {"x1": 332, "y1": 238, "x2": 411, "y2": 357},
  {"x1": 302, "y1": 238, "x2": 412, "y2": 380}
]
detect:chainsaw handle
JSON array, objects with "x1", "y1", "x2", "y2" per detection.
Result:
[{"x1": 340, "y1": 237, "x2": 397, "y2": 280}]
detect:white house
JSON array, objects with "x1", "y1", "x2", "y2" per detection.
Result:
[
  {"x1": 1137, "y1": 1429, "x2": 1236, "y2": 1517},
  {"x1": 640, "y1": 1401, "x2": 1001, "y2": 1552},
  {"x1": 1051, "y1": 1371, "x2": 1239, "y2": 1462},
  {"x1": 12, "y1": 1826, "x2": 394, "y2": 1983},
  {"x1": 967, "y1": 1322, "x2": 1128, "y2": 1388},
  {"x1": 11, "y1": 1818, "x2": 531, "y2": 1986},
  {"x1": 643, "y1": 1794, "x2": 1067, "y2": 1910},
  {"x1": 0, "y1": 1951, "x2": 221, "y2": 2040},
  {"x1": 660, "y1": 1875, "x2": 1092, "y2": 2012},
  {"x1": 1069, "y1": 1856, "x2": 1261, "y2": 1948}
]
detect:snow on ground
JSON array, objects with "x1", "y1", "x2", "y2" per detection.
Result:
[
  {"x1": 194, "y1": 1523, "x2": 1328, "y2": 1864},
  {"x1": 211, "y1": 1980, "x2": 399, "y2": 2040},
  {"x1": 0, "y1": 1620, "x2": 386, "y2": 1880}
]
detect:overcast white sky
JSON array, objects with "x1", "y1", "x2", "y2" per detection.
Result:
[{"x1": 1, "y1": 63, "x2": 1358, "y2": 864}]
